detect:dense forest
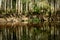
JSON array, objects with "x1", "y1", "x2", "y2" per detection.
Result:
[{"x1": 0, "y1": 0, "x2": 60, "y2": 40}]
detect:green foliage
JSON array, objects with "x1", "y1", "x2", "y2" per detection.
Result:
[
  {"x1": 0, "y1": 10, "x2": 6, "y2": 15},
  {"x1": 22, "y1": 0, "x2": 27, "y2": 4},
  {"x1": 33, "y1": 4, "x2": 40, "y2": 13},
  {"x1": 32, "y1": 18, "x2": 40, "y2": 24},
  {"x1": 30, "y1": 0, "x2": 54, "y2": 15}
]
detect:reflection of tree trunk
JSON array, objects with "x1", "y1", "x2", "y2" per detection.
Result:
[{"x1": 0, "y1": 32, "x2": 2, "y2": 40}]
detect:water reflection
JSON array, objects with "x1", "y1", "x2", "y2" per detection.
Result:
[{"x1": 0, "y1": 21, "x2": 60, "y2": 40}]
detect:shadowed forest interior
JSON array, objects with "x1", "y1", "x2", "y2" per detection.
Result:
[{"x1": 0, "y1": 0, "x2": 60, "y2": 40}]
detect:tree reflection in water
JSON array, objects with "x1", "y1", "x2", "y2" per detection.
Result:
[{"x1": 0, "y1": 21, "x2": 59, "y2": 40}]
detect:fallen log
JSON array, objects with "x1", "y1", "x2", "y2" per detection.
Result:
[{"x1": 0, "y1": 17, "x2": 29, "y2": 28}]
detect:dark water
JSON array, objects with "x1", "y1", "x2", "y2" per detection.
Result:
[{"x1": 0, "y1": 21, "x2": 60, "y2": 40}]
